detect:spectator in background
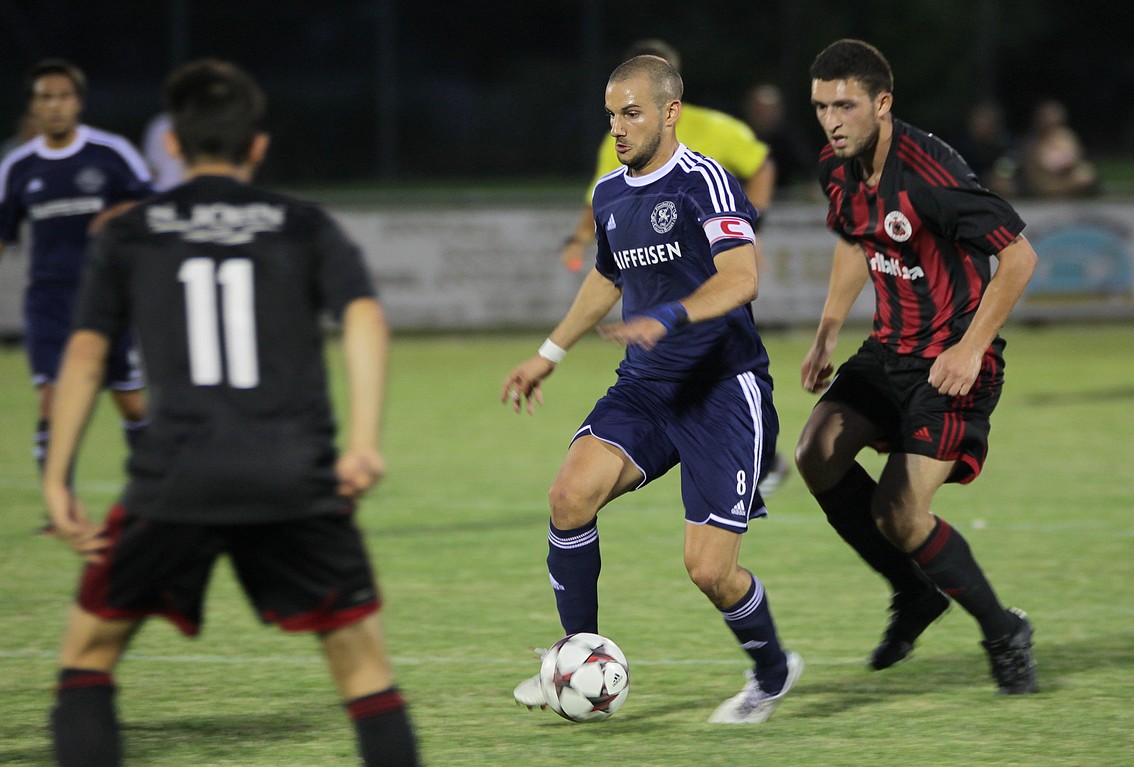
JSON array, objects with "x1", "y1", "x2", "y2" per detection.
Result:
[
  {"x1": 743, "y1": 83, "x2": 818, "y2": 198},
  {"x1": 1017, "y1": 98, "x2": 1098, "y2": 198},
  {"x1": 140, "y1": 111, "x2": 186, "y2": 191},
  {"x1": 952, "y1": 100, "x2": 1019, "y2": 198}
]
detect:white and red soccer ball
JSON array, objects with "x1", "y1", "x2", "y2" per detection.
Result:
[{"x1": 539, "y1": 632, "x2": 630, "y2": 722}]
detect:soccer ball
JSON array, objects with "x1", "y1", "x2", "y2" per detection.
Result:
[{"x1": 539, "y1": 632, "x2": 630, "y2": 722}]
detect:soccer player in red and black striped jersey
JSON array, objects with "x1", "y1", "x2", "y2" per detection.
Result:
[
  {"x1": 43, "y1": 60, "x2": 418, "y2": 765},
  {"x1": 795, "y1": 39, "x2": 1038, "y2": 694}
]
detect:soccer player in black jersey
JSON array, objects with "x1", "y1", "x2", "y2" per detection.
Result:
[
  {"x1": 42, "y1": 60, "x2": 418, "y2": 765},
  {"x1": 795, "y1": 39, "x2": 1038, "y2": 694}
]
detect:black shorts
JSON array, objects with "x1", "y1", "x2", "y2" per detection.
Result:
[
  {"x1": 77, "y1": 505, "x2": 380, "y2": 636},
  {"x1": 820, "y1": 337, "x2": 1005, "y2": 484}
]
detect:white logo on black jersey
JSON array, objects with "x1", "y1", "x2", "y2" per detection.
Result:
[
  {"x1": 651, "y1": 200, "x2": 677, "y2": 233},
  {"x1": 147, "y1": 203, "x2": 285, "y2": 245},
  {"x1": 26, "y1": 178, "x2": 44, "y2": 194},
  {"x1": 606, "y1": 213, "x2": 617, "y2": 231},
  {"x1": 75, "y1": 166, "x2": 107, "y2": 194}
]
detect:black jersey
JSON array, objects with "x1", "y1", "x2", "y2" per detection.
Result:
[
  {"x1": 75, "y1": 175, "x2": 375, "y2": 523},
  {"x1": 818, "y1": 119, "x2": 1025, "y2": 358}
]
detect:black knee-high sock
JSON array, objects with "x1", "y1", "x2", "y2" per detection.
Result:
[
  {"x1": 911, "y1": 517, "x2": 1013, "y2": 640},
  {"x1": 546, "y1": 518, "x2": 601, "y2": 634},
  {"x1": 721, "y1": 573, "x2": 787, "y2": 692},
  {"x1": 814, "y1": 463, "x2": 935, "y2": 596},
  {"x1": 346, "y1": 688, "x2": 419, "y2": 767},
  {"x1": 51, "y1": 669, "x2": 121, "y2": 767}
]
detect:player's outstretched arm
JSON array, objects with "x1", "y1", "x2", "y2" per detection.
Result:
[
  {"x1": 502, "y1": 268, "x2": 621, "y2": 414},
  {"x1": 336, "y1": 297, "x2": 389, "y2": 498},
  {"x1": 802, "y1": 238, "x2": 869, "y2": 393},
  {"x1": 928, "y1": 235, "x2": 1037, "y2": 397},
  {"x1": 43, "y1": 330, "x2": 111, "y2": 562}
]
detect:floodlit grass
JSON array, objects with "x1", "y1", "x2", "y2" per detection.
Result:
[{"x1": 1, "y1": 324, "x2": 1132, "y2": 766}]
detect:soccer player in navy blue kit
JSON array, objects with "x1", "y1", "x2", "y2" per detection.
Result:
[
  {"x1": 503, "y1": 54, "x2": 801, "y2": 724},
  {"x1": 43, "y1": 60, "x2": 418, "y2": 766},
  {"x1": 796, "y1": 39, "x2": 1038, "y2": 693},
  {"x1": 0, "y1": 59, "x2": 151, "y2": 501}
]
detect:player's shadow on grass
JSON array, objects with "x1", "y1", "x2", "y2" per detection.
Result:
[
  {"x1": 120, "y1": 711, "x2": 320, "y2": 761},
  {"x1": 624, "y1": 631, "x2": 1134, "y2": 724}
]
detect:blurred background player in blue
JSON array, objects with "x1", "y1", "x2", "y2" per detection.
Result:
[
  {"x1": 504, "y1": 53, "x2": 801, "y2": 724},
  {"x1": 42, "y1": 58, "x2": 418, "y2": 766},
  {"x1": 797, "y1": 39, "x2": 1038, "y2": 694},
  {"x1": 0, "y1": 59, "x2": 151, "y2": 518}
]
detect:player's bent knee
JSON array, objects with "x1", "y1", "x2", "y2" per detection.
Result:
[
  {"x1": 685, "y1": 560, "x2": 732, "y2": 604},
  {"x1": 547, "y1": 480, "x2": 601, "y2": 530}
]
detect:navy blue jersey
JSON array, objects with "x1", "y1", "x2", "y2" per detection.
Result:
[
  {"x1": 75, "y1": 176, "x2": 375, "y2": 524},
  {"x1": 818, "y1": 119, "x2": 1025, "y2": 358},
  {"x1": 0, "y1": 125, "x2": 153, "y2": 284},
  {"x1": 593, "y1": 144, "x2": 770, "y2": 383}
]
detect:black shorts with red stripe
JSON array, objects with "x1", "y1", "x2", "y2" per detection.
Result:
[
  {"x1": 77, "y1": 505, "x2": 380, "y2": 636},
  {"x1": 820, "y1": 336, "x2": 1005, "y2": 484}
]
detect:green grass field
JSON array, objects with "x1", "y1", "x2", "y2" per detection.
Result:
[{"x1": 1, "y1": 324, "x2": 1132, "y2": 767}]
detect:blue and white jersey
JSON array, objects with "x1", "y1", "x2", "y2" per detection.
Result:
[
  {"x1": 0, "y1": 125, "x2": 153, "y2": 284},
  {"x1": 592, "y1": 144, "x2": 770, "y2": 383}
]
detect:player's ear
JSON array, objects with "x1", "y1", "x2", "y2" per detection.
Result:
[
  {"x1": 249, "y1": 132, "x2": 270, "y2": 167},
  {"x1": 875, "y1": 91, "x2": 893, "y2": 119},
  {"x1": 666, "y1": 99, "x2": 681, "y2": 127}
]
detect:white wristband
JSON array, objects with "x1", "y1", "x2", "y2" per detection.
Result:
[{"x1": 538, "y1": 338, "x2": 568, "y2": 364}]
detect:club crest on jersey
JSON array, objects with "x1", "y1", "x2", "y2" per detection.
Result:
[
  {"x1": 651, "y1": 200, "x2": 678, "y2": 234},
  {"x1": 75, "y1": 166, "x2": 107, "y2": 194},
  {"x1": 884, "y1": 210, "x2": 913, "y2": 242}
]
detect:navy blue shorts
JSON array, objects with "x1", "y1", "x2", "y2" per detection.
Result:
[
  {"x1": 573, "y1": 371, "x2": 778, "y2": 532},
  {"x1": 820, "y1": 337, "x2": 1005, "y2": 484},
  {"x1": 24, "y1": 282, "x2": 142, "y2": 389},
  {"x1": 76, "y1": 505, "x2": 380, "y2": 636}
]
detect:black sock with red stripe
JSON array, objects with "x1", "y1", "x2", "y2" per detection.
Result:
[
  {"x1": 815, "y1": 463, "x2": 937, "y2": 596},
  {"x1": 51, "y1": 669, "x2": 121, "y2": 767},
  {"x1": 346, "y1": 687, "x2": 419, "y2": 767},
  {"x1": 911, "y1": 517, "x2": 1014, "y2": 641}
]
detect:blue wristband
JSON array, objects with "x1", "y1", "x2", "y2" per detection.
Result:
[{"x1": 644, "y1": 301, "x2": 689, "y2": 333}]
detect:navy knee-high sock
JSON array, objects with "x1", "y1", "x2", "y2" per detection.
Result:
[
  {"x1": 815, "y1": 463, "x2": 936, "y2": 597},
  {"x1": 346, "y1": 688, "x2": 419, "y2": 767},
  {"x1": 911, "y1": 517, "x2": 1013, "y2": 641},
  {"x1": 34, "y1": 417, "x2": 48, "y2": 474},
  {"x1": 51, "y1": 669, "x2": 121, "y2": 767},
  {"x1": 546, "y1": 518, "x2": 601, "y2": 635},
  {"x1": 122, "y1": 419, "x2": 147, "y2": 450},
  {"x1": 722, "y1": 573, "x2": 788, "y2": 692}
]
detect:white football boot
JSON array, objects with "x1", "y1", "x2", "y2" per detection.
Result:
[
  {"x1": 709, "y1": 651, "x2": 803, "y2": 724},
  {"x1": 514, "y1": 647, "x2": 549, "y2": 710}
]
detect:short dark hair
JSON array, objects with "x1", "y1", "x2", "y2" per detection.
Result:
[
  {"x1": 810, "y1": 39, "x2": 894, "y2": 98},
  {"x1": 26, "y1": 58, "x2": 87, "y2": 100},
  {"x1": 164, "y1": 59, "x2": 265, "y2": 164}
]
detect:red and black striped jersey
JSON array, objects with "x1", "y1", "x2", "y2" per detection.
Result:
[{"x1": 818, "y1": 118, "x2": 1025, "y2": 358}]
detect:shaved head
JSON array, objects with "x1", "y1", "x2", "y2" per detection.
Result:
[{"x1": 608, "y1": 55, "x2": 683, "y2": 108}]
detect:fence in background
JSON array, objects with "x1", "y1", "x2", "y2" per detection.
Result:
[{"x1": 1, "y1": 200, "x2": 1131, "y2": 339}]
